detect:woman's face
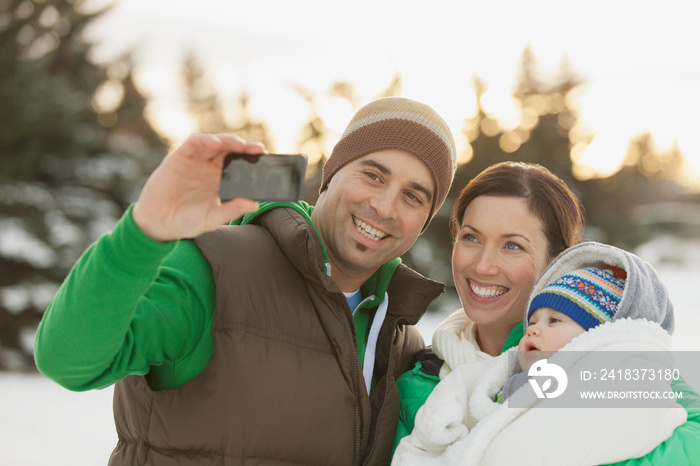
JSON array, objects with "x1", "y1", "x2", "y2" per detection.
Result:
[{"x1": 452, "y1": 195, "x2": 551, "y2": 333}]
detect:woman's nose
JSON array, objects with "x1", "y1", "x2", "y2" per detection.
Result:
[{"x1": 473, "y1": 248, "x2": 498, "y2": 275}]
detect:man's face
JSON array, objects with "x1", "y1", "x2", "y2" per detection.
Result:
[{"x1": 312, "y1": 149, "x2": 434, "y2": 291}]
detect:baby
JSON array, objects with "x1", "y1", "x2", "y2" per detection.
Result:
[{"x1": 500, "y1": 266, "x2": 626, "y2": 401}]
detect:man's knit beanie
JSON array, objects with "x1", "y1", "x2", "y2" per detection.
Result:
[
  {"x1": 527, "y1": 267, "x2": 626, "y2": 331},
  {"x1": 320, "y1": 97, "x2": 457, "y2": 231}
]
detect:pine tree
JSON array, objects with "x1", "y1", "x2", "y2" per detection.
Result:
[
  {"x1": 0, "y1": 0, "x2": 165, "y2": 370},
  {"x1": 180, "y1": 53, "x2": 275, "y2": 149},
  {"x1": 182, "y1": 50, "x2": 231, "y2": 134},
  {"x1": 291, "y1": 83, "x2": 328, "y2": 204},
  {"x1": 228, "y1": 92, "x2": 275, "y2": 151},
  {"x1": 414, "y1": 47, "x2": 691, "y2": 314},
  {"x1": 582, "y1": 132, "x2": 687, "y2": 248}
]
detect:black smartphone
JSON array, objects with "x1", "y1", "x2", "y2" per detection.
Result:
[{"x1": 220, "y1": 153, "x2": 308, "y2": 202}]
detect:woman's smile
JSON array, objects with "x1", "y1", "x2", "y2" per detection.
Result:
[{"x1": 467, "y1": 279, "x2": 508, "y2": 300}]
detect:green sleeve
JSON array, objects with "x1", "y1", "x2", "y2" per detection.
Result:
[
  {"x1": 393, "y1": 361, "x2": 440, "y2": 452},
  {"x1": 604, "y1": 377, "x2": 700, "y2": 465},
  {"x1": 34, "y1": 205, "x2": 216, "y2": 392}
]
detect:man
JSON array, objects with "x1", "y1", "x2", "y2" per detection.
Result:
[{"x1": 35, "y1": 97, "x2": 457, "y2": 465}]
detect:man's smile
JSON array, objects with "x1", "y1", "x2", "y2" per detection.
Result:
[{"x1": 353, "y1": 216, "x2": 389, "y2": 242}]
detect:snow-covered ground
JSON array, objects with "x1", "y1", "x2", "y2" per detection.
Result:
[
  {"x1": 0, "y1": 373, "x2": 116, "y2": 466},
  {"x1": 1, "y1": 243, "x2": 699, "y2": 465}
]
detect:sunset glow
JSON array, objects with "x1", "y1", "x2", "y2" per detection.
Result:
[{"x1": 86, "y1": 0, "x2": 700, "y2": 188}]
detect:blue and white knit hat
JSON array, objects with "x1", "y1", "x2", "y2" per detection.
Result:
[{"x1": 527, "y1": 267, "x2": 626, "y2": 331}]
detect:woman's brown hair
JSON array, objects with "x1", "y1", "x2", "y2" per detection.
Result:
[{"x1": 450, "y1": 162, "x2": 585, "y2": 260}]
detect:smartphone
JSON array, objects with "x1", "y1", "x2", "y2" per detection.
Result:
[{"x1": 219, "y1": 153, "x2": 308, "y2": 202}]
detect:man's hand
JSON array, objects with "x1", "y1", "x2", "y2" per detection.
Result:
[{"x1": 132, "y1": 133, "x2": 265, "y2": 242}]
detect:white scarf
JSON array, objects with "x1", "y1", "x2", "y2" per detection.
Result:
[{"x1": 431, "y1": 309, "x2": 492, "y2": 379}]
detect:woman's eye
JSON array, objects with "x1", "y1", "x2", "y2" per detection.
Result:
[
  {"x1": 463, "y1": 233, "x2": 477, "y2": 242},
  {"x1": 506, "y1": 242, "x2": 522, "y2": 250}
]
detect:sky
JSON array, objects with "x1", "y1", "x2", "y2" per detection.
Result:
[{"x1": 85, "y1": 0, "x2": 700, "y2": 187}]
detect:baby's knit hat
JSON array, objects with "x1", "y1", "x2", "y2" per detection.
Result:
[
  {"x1": 527, "y1": 267, "x2": 626, "y2": 331},
  {"x1": 320, "y1": 97, "x2": 457, "y2": 231}
]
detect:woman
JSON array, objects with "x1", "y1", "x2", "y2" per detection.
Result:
[
  {"x1": 395, "y1": 161, "x2": 585, "y2": 440},
  {"x1": 393, "y1": 161, "x2": 700, "y2": 464}
]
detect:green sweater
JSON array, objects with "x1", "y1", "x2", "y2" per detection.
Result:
[{"x1": 34, "y1": 202, "x2": 387, "y2": 392}]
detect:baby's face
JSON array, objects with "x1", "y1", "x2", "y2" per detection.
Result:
[{"x1": 518, "y1": 307, "x2": 586, "y2": 371}]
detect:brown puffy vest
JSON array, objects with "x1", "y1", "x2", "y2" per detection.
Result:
[{"x1": 109, "y1": 207, "x2": 443, "y2": 465}]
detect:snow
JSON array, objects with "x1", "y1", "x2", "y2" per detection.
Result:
[
  {"x1": 0, "y1": 374, "x2": 115, "y2": 465},
  {"x1": 1, "y1": 255, "x2": 698, "y2": 465}
]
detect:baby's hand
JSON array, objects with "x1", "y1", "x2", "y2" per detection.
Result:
[{"x1": 412, "y1": 399, "x2": 468, "y2": 452}]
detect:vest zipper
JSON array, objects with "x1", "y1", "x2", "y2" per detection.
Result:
[
  {"x1": 340, "y1": 295, "x2": 363, "y2": 466},
  {"x1": 326, "y1": 261, "x2": 362, "y2": 465},
  {"x1": 361, "y1": 326, "x2": 395, "y2": 466}
]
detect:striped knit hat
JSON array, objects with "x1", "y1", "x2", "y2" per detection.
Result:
[
  {"x1": 527, "y1": 267, "x2": 626, "y2": 331},
  {"x1": 321, "y1": 97, "x2": 457, "y2": 231}
]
